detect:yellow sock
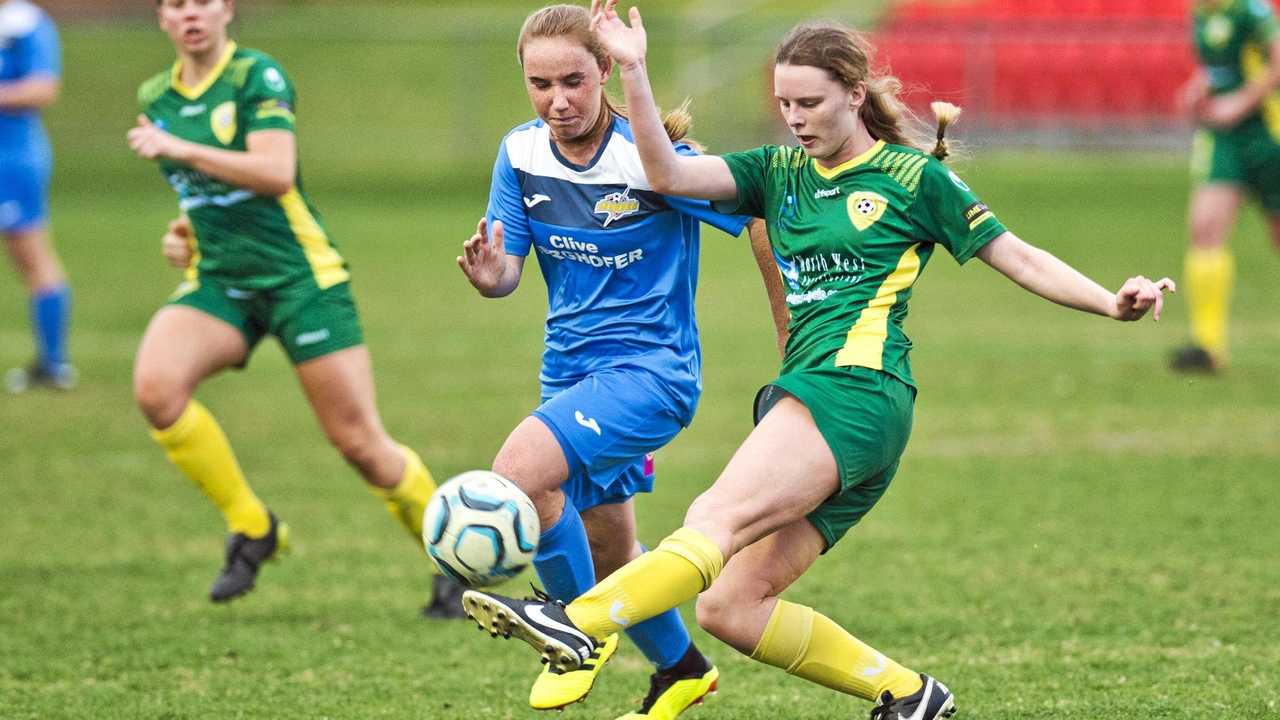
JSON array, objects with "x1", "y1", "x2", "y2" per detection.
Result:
[
  {"x1": 368, "y1": 445, "x2": 436, "y2": 548},
  {"x1": 751, "y1": 599, "x2": 922, "y2": 702},
  {"x1": 150, "y1": 400, "x2": 270, "y2": 538},
  {"x1": 1185, "y1": 246, "x2": 1235, "y2": 359},
  {"x1": 566, "y1": 526, "x2": 723, "y2": 639}
]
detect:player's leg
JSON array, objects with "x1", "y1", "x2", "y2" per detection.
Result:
[
  {"x1": 696, "y1": 516, "x2": 948, "y2": 718},
  {"x1": 133, "y1": 302, "x2": 283, "y2": 601},
  {"x1": 2, "y1": 155, "x2": 73, "y2": 392},
  {"x1": 1174, "y1": 132, "x2": 1242, "y2": 371}
]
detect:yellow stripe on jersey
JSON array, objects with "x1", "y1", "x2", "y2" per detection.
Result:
[
  {"x1": 813, "y1": 140, "x2": 886, "y2": 180},
  {"x1": 834, "y1": 243, "x2": 923, "y2": 370},
  {"x1": 171, "y1": 42, "x2": 238, "y2": 101},
  {"x1": 968, "y1": 211, "x2": 994, "y2": 230},
  {"x1": 278, "y1": 189, "x2": 349, "y2": 289},
  {"x1": 256, "y1": 108, "x2": 296, "y2": 123},
  {"x1": 1241, "y1": 43, "x2": 1280, "y2": 141}
]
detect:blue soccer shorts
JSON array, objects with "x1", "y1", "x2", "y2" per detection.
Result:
[
  {"x1": 0, "y1": 155, "x2": 51, "y2": 233},
  {"x1": 532, "y1": 366, "x2": 687, "y2": 512}
]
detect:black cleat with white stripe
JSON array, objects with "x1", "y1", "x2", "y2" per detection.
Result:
[
  {"x1": 870, "y1": 674, "x2": 956, "y2": 720},
  {"x1": 461, "y1": 589, "x2": 598, "y2": 673}
]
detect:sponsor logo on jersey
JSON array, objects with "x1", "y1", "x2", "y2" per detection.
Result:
[
  {"x1": 523, "y1": 193, "x2": 551, "y2": 208},
  {"x1": 263, "y1": 66, "x2": 287, "y2": 93},
  {"x1": 211, "y1": 101, "x2": 237, "y2": 145},
  {"x1": 964, "y1": 201, "x2": 995, "y2": 230},
  {"x1": 225, "y1": 287, "x2": 257, "y2": 300},
  {"x1": 295, "y1": 328, "x2": 331, "y2": 347},
  {"x1": 847, "y1": 191, "x2": 888, "y2": 231},
  {"x1": 814, "y1": 186, "x2": 842, "y2": 199},
  {"x1": 594, "y1": 188, "x2": 641, "y2": 227},
  {"x1": 179, "y1": 103, "x2": 207, "y2": 117}
]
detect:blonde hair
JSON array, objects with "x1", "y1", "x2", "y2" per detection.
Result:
[
  {"x1": 516, "y1": 4, "x2": 696, "y2": 147},
  {"x1": 775, "y1": 22, "x2": 958, "y2": 160}
]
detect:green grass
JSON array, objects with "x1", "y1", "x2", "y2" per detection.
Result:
[{"x1": 3, "y1": 9, "x2": 1280, "y2": 720}]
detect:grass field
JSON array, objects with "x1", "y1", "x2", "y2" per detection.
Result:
[{"x1": 3, "y1": 7, "x2": 1280, "y2": 720}]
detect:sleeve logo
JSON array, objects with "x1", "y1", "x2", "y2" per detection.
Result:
[
  {"x1": 948, "y1": 170, "x2": 972, "y2": 192},
  {"x1": 964, "y1": 201, "x2": 995, "y2": 230},
  {"x1": 847, "y1": 191, "x2": 888, "y2": 231},
  {"x1": 263, "y1": 67, "x2": 286, "y2": 93},
  {"x1": 210, "y1": 101, "x2": 237, "y2": 145}
]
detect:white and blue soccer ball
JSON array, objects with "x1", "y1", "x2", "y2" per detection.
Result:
[{"x1": 423, "y1": 470, "x2": 539, "y2": 587}]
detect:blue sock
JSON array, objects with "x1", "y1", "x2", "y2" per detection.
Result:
[
  {"x1": 533, "y1": 496, "x2": 596, "y2": 601},
  {"x1": 32, "y1": 284, "x2": 70, "y2": 370},
  {"x1": 623, "y1": 549, "x2": 693, "y2": 671}
]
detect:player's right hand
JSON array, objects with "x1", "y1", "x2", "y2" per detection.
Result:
[
  {"x1": 457, "y1": 217, "x2": 510, "y2": 296},
  {"x1": 589, "y1": 0, "x2": 647, "y2": 70},
  {"x1": 162, "y1": 216, "x2": 195, "y2": 269}
]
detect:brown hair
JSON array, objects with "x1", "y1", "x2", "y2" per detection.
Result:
[
  {"x1": 516, "y1": 4, "x2": 696, "y2": 147},
  {"x1": 775, "y1": 22, "x2": 958, "y2": 160}
]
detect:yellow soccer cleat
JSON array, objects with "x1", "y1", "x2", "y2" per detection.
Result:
[
  {"x1": 615, "y1": 663, "x2": 719, "y2": 720},
  {"x1": 529, "y1": 633, "x2": 620, "y2": 710}
]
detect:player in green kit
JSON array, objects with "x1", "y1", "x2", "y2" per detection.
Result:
[
  {"x1": 126, "y1": 0, "x2": 464, "y2": 615},
  {"x1": 1173, "y1": 0, "x2": 1280, "y2": 371},
  {"x1": 459, "y1": 4, "x2": 1175, "y2": 719}
]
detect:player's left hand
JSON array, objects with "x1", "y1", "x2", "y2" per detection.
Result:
[
  {"x1": 128, "y1": 114, "x2": 188, "y2": 162},
  {"x1": 1111, "y1": 275, "x2": 1176, "y2": 322}
]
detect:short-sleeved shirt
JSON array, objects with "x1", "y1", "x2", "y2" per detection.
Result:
[
  {"x1": 0, "y1": 0, "x2": 60, "y2": 160},
  {"x1": 717, "y1": 140, "x2": 1006, "y2": 389},
  {"x1": 486, "y1": 115, "x2": 749, "y2": 423},
  {"x1": 137, "y1": 42, "x2": 347, "y2": 292},
  {"x1": 1194, "y1": 0, "x2": 1280, "y2": 139}
]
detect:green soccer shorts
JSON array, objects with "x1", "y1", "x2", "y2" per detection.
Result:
[
  {"x1": 754, "y1": 364, "x2": 916, "y2": 550},
  {"x1": 1192, "y1": 125, "x2": 1280, "y2": 211},
  {"x1": 168, "y1": 276, "x2": 364, "y2": 365}
]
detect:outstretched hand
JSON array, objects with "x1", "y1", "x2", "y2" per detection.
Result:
[
  {"x1": 589, "y1": 0, "x2": 647, "y2": 69},
  {"x1": 127, "y1": 114, "x2": 188, "y2": 162},
  {"x1": 1112, "y1": 276, "x2": 1176, "y2": 322},
  {"x1": 457, "y1": 217, "x2": 510, "y2": 296}
]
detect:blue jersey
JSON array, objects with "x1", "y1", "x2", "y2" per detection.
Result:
[
  {"x1": 486, "y1": 116, "x2": 749, "y2": 424},
  {"x1": 0, "y1": 0, "x2": 59, "y2": 160}
]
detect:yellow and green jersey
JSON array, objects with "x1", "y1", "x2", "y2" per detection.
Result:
[
  {"x1": 719, "y1": 141, "x2": 1006, "y2": 388},
  {"x1": 1194, "y1": 0, "x2": 1280, "y2": 137},
  {"x1": 137, "y1": 42, "x2": 348, "y2": 291}
]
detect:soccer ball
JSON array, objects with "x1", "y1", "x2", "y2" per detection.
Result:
[{"x1": 423, "y1": 470, "x2": 540, "y2": 587}]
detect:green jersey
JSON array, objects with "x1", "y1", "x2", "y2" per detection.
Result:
[
  {"x1": 720, "y1": 140, "x2": 1006, "y2": 388},
  {"x1": 137, "y1": 43, "x2": 348, "y2": 291},
  {"x1": 1194, "y1": 0, "x2": 1280, "y2": 138}
]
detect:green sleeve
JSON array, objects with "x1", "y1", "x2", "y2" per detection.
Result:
[
  {"x1": 713, "y1": 145, "x2": 774, "y2": 218},
  {"x1": 241, "y1": 58, "x2": 296, "y2": 134},
  {"x1": 912, "y1": 159, "x2": 1007, "y2": 265}
]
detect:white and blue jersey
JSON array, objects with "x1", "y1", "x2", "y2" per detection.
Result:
[
  {"x1": 0, "y1": 0, "x2": 59, "y2": 232},
  {"x1": 486, "y1": 115, "x2": 748, "y2": 509}
]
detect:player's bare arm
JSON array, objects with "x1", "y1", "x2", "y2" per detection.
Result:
[{"x1": 127, "y1": 120, "x2": 297, "y2": 197}]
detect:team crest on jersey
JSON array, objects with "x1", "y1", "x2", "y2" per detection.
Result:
[
  {"x1": 847, "y1": 191, "x2": 888, "y2": 231},
  {"x1": 594, "y1": 188, "x2": 641, "y2": 227},
  {"x1": 1205, "y1": 16, "x2": 1233, "y2": 48},
  {"x1": 210, "y1": 101, "x2": 237, "y2": 145}
]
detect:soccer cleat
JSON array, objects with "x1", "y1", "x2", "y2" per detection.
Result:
[
  {"x1": 209, "y1": 511, "x2": 288, "y2": 603},
  {"x1": 1169, "y1": 344, "x2": 1220, "y2": 374},
  {"x1": 529, "y1": 633, "x2": 619, "y2": 710},
  {"x1": 4, "y1": 362, "x2": 77, "y2": 394},
  {"x1": 421, "y1": 573, "x2": 468, "y2": 620},
  {"x1": 461, "y1": 588, "x2": 598, "y2": 673},
  {"x1": 615, "y1": 658, "x2": 719, "y2": 720},
  {"x1": 870, "y1": 674, "x2": 956, "y2": 720}
]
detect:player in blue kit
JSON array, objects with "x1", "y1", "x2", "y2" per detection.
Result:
[
  {"x1": 455, "y1": 6, "x2": 777, "y2": 718},
  {"x1": 1, "y1": 0, "x2": 73, "y2": 392}
]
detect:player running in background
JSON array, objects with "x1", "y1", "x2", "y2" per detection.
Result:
[
  {"x1": 126, "y1": 0, "x2": 463, "y2": 615},
  {"x1": 1173, "y1": 0, "x2": 1280, "y2": 371},
  {"x1": 461, "y1": 4, "x2": 1175, "y2": 720},
  {"x1": 455, "y1": 5, "x2": 779, "y2": 717},
  {"x1": 1, "y1": 0, "x2": 73, "y2": 392}
]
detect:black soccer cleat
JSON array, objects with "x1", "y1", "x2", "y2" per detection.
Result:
[
  {"x1": 421, "y1": 573, "x2": 468, "y2": 620},
  {"x1": 1169, "y1": 344, "x2": 1220, "y2": 374},
  {"x1": 4, "y1": 361, "x2": 77, "y2": 394},
  {"x1": 209, "y1": 511, "x2": 288, "y2": 603},
  {"x1": 870, "y1": 674, "x2": 956, "y2": 720},
  {"x1": 461, "y1": 588, "x2": 598, "y2": 673}
]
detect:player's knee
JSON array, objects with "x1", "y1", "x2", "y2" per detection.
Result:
[
  {"x1": 1189, "y1": 214, "x2": 1229, "y2": 249},
  {"x1": 587, "y1": 536, "x2": 634, "y2": 578},
  {"x1": 328, "y1": 426, "x2": 386, "y2": 474},
  {"x1": 132, "y1": 368, "x2": 189, "y2": 429},
  {"x1": 694, "y1": 586, "x2": 742, "y2": 643}
]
